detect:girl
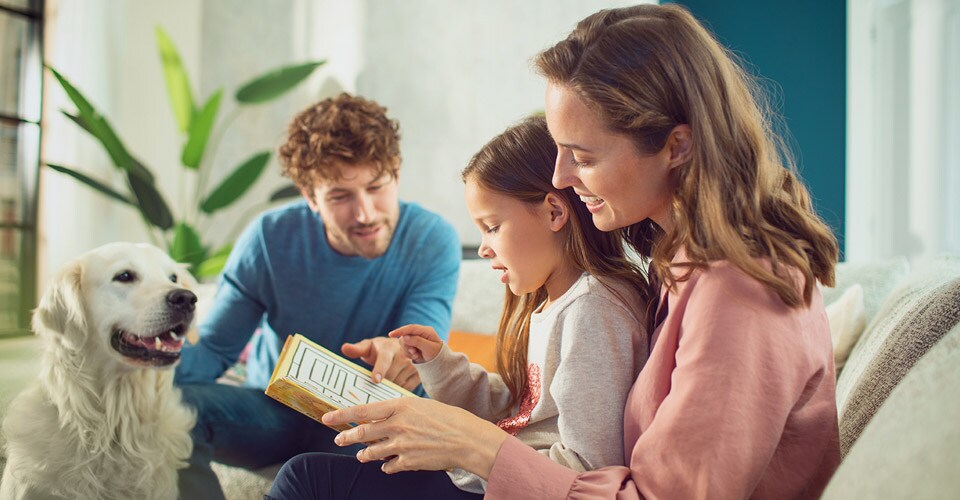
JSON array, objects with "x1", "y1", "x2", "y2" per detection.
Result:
[
  {"x1": 267, "y1": 116, "x2": 652, "y2": 499},
  {"x1": 311, "y1": 4, "x2": 841, "y2": 500}
]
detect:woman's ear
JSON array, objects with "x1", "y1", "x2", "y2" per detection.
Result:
[
  {"x1": 667, "y1": 124, "x2": 693, "y2": 169},
  {"x1": 543, "y1": 192, "x2": 570, "y2": 232}
]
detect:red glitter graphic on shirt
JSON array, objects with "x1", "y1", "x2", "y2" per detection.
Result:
[{"x1": 496, "y1": 363, "x2": 542, "y2": 435}]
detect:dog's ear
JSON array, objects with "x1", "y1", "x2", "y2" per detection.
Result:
[{"x1": 33, "y1": 261, "x2": 85, "y2": 336}]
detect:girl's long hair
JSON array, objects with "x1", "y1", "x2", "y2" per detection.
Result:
[
  {"x1": 462, "y1": 115, "x2": 651, "y2": 409},
  {"x1": 535, "y1": 4, "x2": 838, "y2": 307}
]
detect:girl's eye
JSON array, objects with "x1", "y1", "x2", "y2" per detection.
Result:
[{"x1": 486, "y1": 226, "x2": 500, "y2": 234}]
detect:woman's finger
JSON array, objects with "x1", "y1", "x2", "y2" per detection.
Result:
[
  {"x1": 322, "y1": 399, "x2": 396, "y2": 429},
  {"x1": 335, "y1": 420, "x2": 390, "y2": 447},
  {"x1": 356, "y1": 436, "x2": 399, "y2": 463}
]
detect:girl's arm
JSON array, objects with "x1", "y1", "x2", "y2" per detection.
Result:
[{"x1": 412, "y1": 342, "x2": 515, "y2": 421}]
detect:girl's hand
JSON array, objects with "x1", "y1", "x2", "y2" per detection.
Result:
[
  {"x1": 388, "y1": 324, "x2": 444, "y2": 363},
  {"x1": 341, "y1": 337, "x2": 421, "y2": 391},
  {"x1": 322, "y1": 397, "x2": 509, "y2": 477}
]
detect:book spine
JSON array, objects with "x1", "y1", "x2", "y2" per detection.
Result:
[{"x1": 264, "y1": 378, "x2": 355, "y2": 432}]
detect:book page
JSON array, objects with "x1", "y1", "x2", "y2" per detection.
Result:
[{"x1": 284, "y1": 339, "x2": 408, "y2": 408}]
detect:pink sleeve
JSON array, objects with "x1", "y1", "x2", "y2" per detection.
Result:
[{"x1": 485, "y1": 264, "x2": 816, "y2": 499}]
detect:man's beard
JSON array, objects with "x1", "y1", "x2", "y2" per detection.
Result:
[{"x1": 348, "y1": 220, "x2": 394, "y2": 258}]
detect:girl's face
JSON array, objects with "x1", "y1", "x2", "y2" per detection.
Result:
[
  {"x1": 465, "y1": 178, "x2": 567, "y2": 297},
  {"x1": 545, "y1": 82, "x2": 680, "y2": 233}
]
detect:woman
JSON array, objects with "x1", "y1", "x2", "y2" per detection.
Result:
[{"x1": 271, "y1": 4, "x2": 840, "y2": 499}]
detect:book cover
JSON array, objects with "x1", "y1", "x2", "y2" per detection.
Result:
[{"x1": 265, "y1": 333, "x2": 417, "y2": 432}]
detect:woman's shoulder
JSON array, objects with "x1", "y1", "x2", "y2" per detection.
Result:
[{"x1": 678, "y1": 257, "x2": 804, "y2": 301}]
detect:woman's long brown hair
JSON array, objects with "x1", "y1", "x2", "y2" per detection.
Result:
[
  {"x1": 463, "y1": 116, "x2": 651, "y2": 409},
  {"x1": 535, "y1": 4, "x2": 838, "y2": 307}
]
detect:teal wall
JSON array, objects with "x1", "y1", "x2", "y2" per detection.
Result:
[{"x1": 666, "y1": 1, "x2": 846, "y2": 254}]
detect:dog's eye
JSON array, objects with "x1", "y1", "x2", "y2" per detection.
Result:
[
  {"x1": 169, "y1": 274, "x2": 178, "y2": 283},
  {"x1": 113, "y1": 271, "x2": 136, "y2": 283}
]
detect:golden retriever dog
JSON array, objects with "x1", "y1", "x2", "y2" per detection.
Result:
[{"x1": 1, "y1": 243, "x2": 196, "y2": 500}]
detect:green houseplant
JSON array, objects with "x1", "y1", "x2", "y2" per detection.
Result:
[{"x1": 47, "y1": 27, "x2": 321, "y2": 278}]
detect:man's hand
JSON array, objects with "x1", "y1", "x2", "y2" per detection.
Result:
[
  {"x1": 387, "y1": 324, "x2": 444, "y2": 363},
  {"x1": 341, "y1": 337, "x2": 421, "y2": 391}
]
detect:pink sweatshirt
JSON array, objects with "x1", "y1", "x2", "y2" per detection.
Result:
[{"x1": 485, "y1": 255, "x2": 841, "y2": 499}]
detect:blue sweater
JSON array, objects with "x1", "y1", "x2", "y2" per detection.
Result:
[{"x1": 175, "y1": 200, "x2": 461, "y2": 389}]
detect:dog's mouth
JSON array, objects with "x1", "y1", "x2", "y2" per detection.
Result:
[{"x1": 110, "y1": 323, "x2": 188, "y2": 367}]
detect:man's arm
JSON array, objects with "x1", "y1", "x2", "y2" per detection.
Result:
[
  {"x1": 175, "y1": 221, "x2": 270, "y2": 384},
  {"x1": 397, "y1": 219, "x2": 461, "y2": 340}
]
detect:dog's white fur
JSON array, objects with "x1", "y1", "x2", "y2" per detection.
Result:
[{"x1": 1, "y1": 243, "x2": 196, "y2": 500}]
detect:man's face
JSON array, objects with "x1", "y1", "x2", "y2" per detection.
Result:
[{"x1": 304, "y1": 161, "x2": 400, "y2": 259}]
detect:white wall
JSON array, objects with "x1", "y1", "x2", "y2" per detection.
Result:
[
  {"x1": 846, "y1": 0, "x2": 960, "y2": 263},
  {"x1": 38, "y1": 0, "x2": 647, "y2": 290},
  {"x1": 357, "y1": 0, "x2": 642, "y2": 246}
]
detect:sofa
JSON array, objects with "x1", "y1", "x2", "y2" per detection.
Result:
[{"x1": 2, "y1": 256, "x2": 958, "y2": 499}]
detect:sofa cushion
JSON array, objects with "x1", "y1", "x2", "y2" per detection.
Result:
[
  {"x1": 451, "y1": 259, "x2": 505, "y2": 336},
  {"x1": 822, "y1": 321, "x2": 960, "y2": 499},
  {"x1": 836, "y1": 255, "x2": 960, "y2": 455},
  {"x1": 448, "y1": 330, "x2": 498, "y2": 372},
  {"x1": 821, "y1": 256, "x2": 910, "y2": 325},
  {"x1": 825, "y1": 283, "x2": 867, "y2": 372}
]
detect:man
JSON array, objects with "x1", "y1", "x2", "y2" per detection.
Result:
[{"x1": 175, "y1": 93, "x2": 461, "y2": 498}]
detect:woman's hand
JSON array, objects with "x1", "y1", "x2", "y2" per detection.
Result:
[
  {"x1": 322, "y1": 397, "x2": 509, "y2": 478},
  {"x1": 341, "y1": 337, "x2": 421, "y2": 391},
  {"x1": 387, "y1": 324, "x2": 444, "y2": 363}
]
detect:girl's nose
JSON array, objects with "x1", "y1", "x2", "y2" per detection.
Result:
[{"x1": 477, "y1": 243, "x2": 494, "y2": 259}]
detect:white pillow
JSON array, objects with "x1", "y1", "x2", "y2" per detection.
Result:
[{"x1": 825, "y1": 283, "x2": 867, "y2": 372}]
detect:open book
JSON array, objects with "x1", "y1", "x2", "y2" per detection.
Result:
[{"x1": 265, "y1": 334, "x2": 418, "y2": 431}]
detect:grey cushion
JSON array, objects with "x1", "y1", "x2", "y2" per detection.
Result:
[
  {"x1": 822, "y1": 321, "x2": 960, "y2": 499},
  {"x1": 821, "y1": 256, "x2": 910, "y2": 325},
  {"x1": 451, "y1": 259, "x2": 505, "y2": 334},
  {"x1": 836, "y1": 255, "x2": 960, "y2": 455}
]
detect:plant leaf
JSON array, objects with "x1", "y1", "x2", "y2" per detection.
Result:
[
  {"x1": 49, "y1": 68, "x2": 155, "y2": 183},
  {"x1": 201, "y1": 151, "x2": 270, "y2": 213},
  {"x1": 128, "y1": 171, "x2": 174, "y2": 230},
  {"x1": 269, "y1": 184, "x2": 301, "y2": 202},
  {"x1": 181, "y1": 89, "x2": 223, "y2": 169},
  {"x1": 48, "y1": 66, "x2": 95, "y2": 117},
  {"x1": 170, "y1": 222, "x2": 206, "y2": 267},
  {"x1": 46, "y1": 163, "x2": 135, "y2": 206},
  {"x1": 235, "y1": 61, "x2": 325, "y2": 104},
  {"x1": 61, "y1": 111, "x2": 95, "y2": 135},
  {"x1": 195, "y1": 244, "x2": 233, "y2": 278},
  {"x1": 156, "y1": 26, "x2": 197, "y2": 133}
]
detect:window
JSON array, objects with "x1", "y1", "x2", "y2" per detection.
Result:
[{"x1": 0, "y1": 0, "x2": 42, "y2": 336}]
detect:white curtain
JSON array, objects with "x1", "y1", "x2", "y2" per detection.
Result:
[{"x1": 847, "y1": 0, "x2": 960, "y2": 263}]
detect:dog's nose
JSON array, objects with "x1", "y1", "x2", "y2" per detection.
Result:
[{"x1": 167, "y1": 289, "x2": 197, "y2": 313}]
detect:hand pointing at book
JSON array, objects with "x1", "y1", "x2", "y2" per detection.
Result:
[
  {"x1": 341, "y1": 337, "x2": 421, "y2": 391},
  {"x1": 387, "y1": 324, "x2": 443, "y2": 363}
]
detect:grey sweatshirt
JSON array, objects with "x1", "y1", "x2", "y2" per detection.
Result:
[{"x1": 416, "y1": 273, "x2": 649, "y2": 493}]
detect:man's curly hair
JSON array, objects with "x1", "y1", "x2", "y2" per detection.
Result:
[{"x1": 279, "y1": 93, "x2": 401, "y2": 191}]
